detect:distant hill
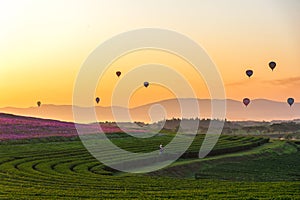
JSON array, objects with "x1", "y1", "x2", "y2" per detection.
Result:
[
  {"x1": 0, "y1": 113, "x2": 77, "y2": 140},
  {"x1": 0, "y1": 113, "x2": 142, "y2": 140},
  {"x1": 1, "y1": 112, "x2": 299, "y2": 141},
  {"x1": 0, "y1": 99, "x2": 299, "y2": 122}
]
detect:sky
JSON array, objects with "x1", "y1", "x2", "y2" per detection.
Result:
[{"x1": 0, "y1": 0, "x2": 300, "y2": 108}]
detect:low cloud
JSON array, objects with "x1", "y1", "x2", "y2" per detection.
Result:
[
  {"x1": 263, "y1": 76, "x2": 300, "y2": 87},
  {"x1": 227, "y1": 77, "x2": 300, "y2": 88}
]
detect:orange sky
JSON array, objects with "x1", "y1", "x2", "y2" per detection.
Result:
[{"x1": 0, "y1": 0, "x2": 300, "y2": 108}]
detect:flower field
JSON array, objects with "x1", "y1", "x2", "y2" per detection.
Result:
[
  {"x1": 0, "y1": 113, "x2": 145, "y2": 141},
  {"x1": 0, "y1": 113, "x2": 299, "y2": 199}
]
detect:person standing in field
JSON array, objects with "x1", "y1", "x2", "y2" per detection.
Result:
[{"x1": 159, "y1": 144, "x2": 164, "y2": 155}]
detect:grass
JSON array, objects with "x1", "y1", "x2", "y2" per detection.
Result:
[
  {"x1": 193, "y1": 141, "x2": 299, "y2": 181},
  {"x1": 0, "y1": 134, "x2": 299, "y2": 199}
]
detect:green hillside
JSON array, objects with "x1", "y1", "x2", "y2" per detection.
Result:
[{"x1": 0, "y1": 134, "x2": 299, "y2": 199}]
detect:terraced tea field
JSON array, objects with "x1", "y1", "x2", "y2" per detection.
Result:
[{"x1": 0, "y1": 134, "x2": 299, "y2": 199}]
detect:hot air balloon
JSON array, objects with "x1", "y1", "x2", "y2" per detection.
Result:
[
  {"x1": 95, "y1": 97, "x2": 100, "y2": 104},
  {"x1": 243, "y1": 98, "x2": 250, "y2": 107},
  {"x1": 116, "y1": 71, "x2": 121, "y2": 77},
  {"x1": 144, "y1": 81, "x2": 149, "y2": 88},
  {"x1": 37, "y1": 101, "x2": 41, "y2": 107},
  {"x1": 287, "y1": 98, "x2": 294, "y2": 107},
  {"x1": 269, "y1": 61, "x2": 276, "y2": 71},
  {"x1": 246, "y1": 70, "x2": 253, "y2": 78}
]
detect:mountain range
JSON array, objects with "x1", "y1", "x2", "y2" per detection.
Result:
[{"x1": 0, "y1": 99, "x2": 299, "y2": 123}]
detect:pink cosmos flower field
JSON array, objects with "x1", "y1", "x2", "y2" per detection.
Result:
[{"x1": 0, "y1": 113, "x2": 146, "y2": 141}]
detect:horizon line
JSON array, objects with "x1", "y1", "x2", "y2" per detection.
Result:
[
  {"x1": 0, "y1": 97, "x2": 297, "y2": 109},
  {"x1": 1, "y1": 112, "x2": 299, "y2": 125}
]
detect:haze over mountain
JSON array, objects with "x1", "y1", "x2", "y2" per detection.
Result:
[{"x1": 0, "y1": 99, "x2": 299, "y2": 123}]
